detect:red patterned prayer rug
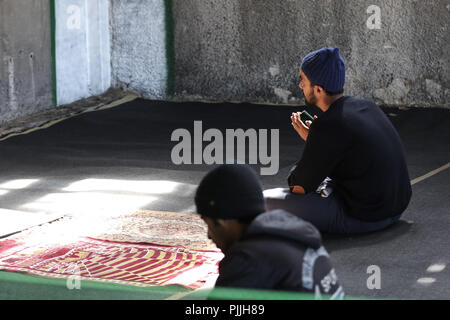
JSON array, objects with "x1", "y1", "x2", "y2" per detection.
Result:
[
  {"x1": 0, "y1": 237, "x2": 222, "y2": 289},
  {"x1": 0, "y1": 210, "x2": 223, "y2": 289}
]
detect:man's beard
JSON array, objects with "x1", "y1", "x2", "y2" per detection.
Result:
[{"x1": 304, "y1": 93, "x2": 317, "y2": 108}]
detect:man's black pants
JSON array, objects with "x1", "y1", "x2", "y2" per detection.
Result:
[{"x1": 263, "y1": 187, "x2": 400, "y2": 234}]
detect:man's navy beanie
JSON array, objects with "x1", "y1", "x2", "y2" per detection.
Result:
[
  {"x1": 195, "y1": 164, "x2": 265, "y2": 220},
  {"x1": 300, "y1": 47, "x2": 346, "y2": 93}
]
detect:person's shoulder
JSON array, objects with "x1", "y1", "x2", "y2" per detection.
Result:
[
  {"x1": 235, "y1": 232, "x2": 301, "y2": 262},
  {"x1": 342, "y1": 96, "x2": 378, "y2": 109}
]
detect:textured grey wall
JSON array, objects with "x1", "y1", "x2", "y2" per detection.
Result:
[
  {"x1": 55, "y1": 0, "x2": 111, "y2": 106},
  {"x1": 3, "y1": 0, "x2": 445, "y2": 120},
  {"x1": 0, "y1": 0, "x2": 53, "y2": 123},
  {"x1": 111, "y1": 0, "x2": 450, "y2": 107},
  {"x1": 111, "y1": 0, "x2": 168, "y2": 100},
  {"x1": 173, "y1": 0, "x2": 449, "y2": 107}
]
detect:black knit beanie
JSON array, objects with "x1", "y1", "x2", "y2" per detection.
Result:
[{"x1": 195, "y1": 164, "x2": 265, "y2": 220}]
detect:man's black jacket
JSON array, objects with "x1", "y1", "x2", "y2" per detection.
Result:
[
  {"x1": 288, "y1": 96, "x2": 412, "y2": 222},
  {"x1": 215, "y1": 209, "x2": 344, "y2": 299}
]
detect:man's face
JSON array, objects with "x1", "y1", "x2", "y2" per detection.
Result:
[
  {"x1": 201, "y1": 216, "x2": 236, "y2": 253},
  {"x1": 299, "y1": 70, "x2": 317, "y2": 107}
]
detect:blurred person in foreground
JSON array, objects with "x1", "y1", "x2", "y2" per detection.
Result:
[{"x1": 195, "y1": 164, "x2": 344, "y2": 299}]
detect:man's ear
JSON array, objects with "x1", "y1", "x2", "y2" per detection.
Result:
[{"x1": 314, "y1": 85, "x2": 323, "y2": 94}]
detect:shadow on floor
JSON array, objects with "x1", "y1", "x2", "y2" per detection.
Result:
[{"x1": 322, "y1": 219, "x2": 414, "y2": 252}]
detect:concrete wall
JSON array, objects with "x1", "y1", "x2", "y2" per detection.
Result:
[
  {"x1": 0, "y1": 0, "x2": 111, "y2": 124},
  {"x1": 111, "y1": 0, "x2": 449, "y2": 107},
  {"x1": 173, "y1": 0, "x2": 449, "y2": 107},
  {"x1": 0, "y1": 0, "x2": 53, "y2": 123},
  {"x1": 111, "y1": 0, "x2": 168, "y2": 99},
  {"x1": 55, "y1": 0, "x2": 111, "y2": 105},
  {"x1": 1, "y1": 0, "x2": 448, "y2": 123}
]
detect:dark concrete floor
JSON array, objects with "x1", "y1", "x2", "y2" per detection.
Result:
[{"x1": 0, "y1": 98, "x2": 448, "y2": 299}]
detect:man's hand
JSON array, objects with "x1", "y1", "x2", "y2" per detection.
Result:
[{"x1": 291, "y1": 112, "x2": 316, "y2": 141}]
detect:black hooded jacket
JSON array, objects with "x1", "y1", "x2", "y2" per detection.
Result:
[{"x1": 215, "y1": 209, "x2": 344, "y2": 298}]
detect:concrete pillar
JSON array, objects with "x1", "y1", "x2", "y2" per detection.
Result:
[
  {"x1": 54, "y1": 0, "x2": 111, "y2": 105},
  {"x1": 110, "y1": 0, "x2": 169, "y2": 100},
  {"x1": 0, "y1": 0, "x2": 53, "y2": 123}
]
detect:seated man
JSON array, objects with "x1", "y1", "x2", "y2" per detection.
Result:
[
  {"x1": 195, "y1": 164, "x2": 344, "y2": 299},
  {"x1": 264, "y1": 47, "x2": 412, "y2": 234}
]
